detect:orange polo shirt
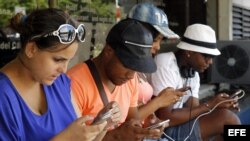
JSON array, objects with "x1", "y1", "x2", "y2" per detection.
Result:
[{"x1": 67, "y1": 62, "x2": 138, "y2": 124}]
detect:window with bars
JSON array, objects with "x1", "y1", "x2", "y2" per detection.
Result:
[{"x1": 233, "y1": 5, "x2": 250, "y2": 40}]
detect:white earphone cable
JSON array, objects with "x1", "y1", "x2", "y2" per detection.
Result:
[{"x1": 161, "y1": 89, "x2": 245, "y2": 141}]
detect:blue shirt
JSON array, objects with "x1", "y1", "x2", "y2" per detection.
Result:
[{"x1": 0, "y1": 73, "x2": 77, "y2": 141}]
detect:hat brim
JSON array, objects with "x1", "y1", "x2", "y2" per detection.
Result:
[
  {"x1": 177, "y1": 41, "x2": 221, "y2": 56},
  {"x1": 115, "y1": 45, "x2": 157, "y2": 73},
  {"x1": 154, "y1": 25, "x2": 179, "y2": 39}
]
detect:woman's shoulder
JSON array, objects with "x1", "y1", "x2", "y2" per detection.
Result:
[
  {"x1": 0, "y1": 72, "x2": 18, "y2": 104},
  {"x1": 0, "y1": 72, "x2": 13, "y2": 91},
  {"x1": 155, "y1": 52, "x2": 175, "y2": 61},
  {"x1": 154, "y1": 52, "x2": 176, "y2": 69}
]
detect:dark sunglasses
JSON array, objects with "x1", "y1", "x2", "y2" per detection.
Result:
[
  {"x1": 201, "y1": 53, "x2": 215, "y2": 60},
  {"x1": 31, "y1": 24, "x2": 86, "y2": 44}
]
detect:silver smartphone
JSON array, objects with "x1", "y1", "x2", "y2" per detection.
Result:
[
  {"x1": 230, "y1": 89, "x2": 242, "y2": 98},
  {"x1": 92, "y1": 110, "x2": 112, "y2": 125},
  {"x1": 146, "y1": 119, "x2": 170, "y2": 129}
]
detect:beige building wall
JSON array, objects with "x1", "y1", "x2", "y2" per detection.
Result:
[
  {"x1": 68, "y1": 23, "x2": 113, "y2": 69},
  {"x1": 233, "y1": 0, "x2": 250, "y2": 9},
  {"x1": 217, "y1": 0, "x2": 250, "y2": 40}
]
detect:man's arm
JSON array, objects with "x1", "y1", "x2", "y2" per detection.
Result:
[
  {"x1": 155, "y1": 96, "x2": 210, "y2": 126},
  {"x1": 138, "y1": 87, "x2": 185, "y2": 121}
]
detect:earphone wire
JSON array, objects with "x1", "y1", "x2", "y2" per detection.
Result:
[
  {"x1": 186, "y1": 77, "x2": 193, "y2": 141},
  {"x1": 160, "y1": 78, "x2": 192, "y2": 141},
  {"x1": 161, "y1": 89, "x2": 245, "y2": 141},
  {"x1": 188, "y1": 88, "x2": 193, "y2": 141},
  {"x1": 182, "y1": 89, "x2": 245, "y2": 141}
]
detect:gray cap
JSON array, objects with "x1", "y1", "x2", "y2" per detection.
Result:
[
  {"x1": 106, "y1": 19, "x2": 156, "y2": 73},
  {"x1": 128, "y1": 3, "x2": 179, "y2": 39}
]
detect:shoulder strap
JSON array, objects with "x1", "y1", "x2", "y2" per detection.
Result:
[{"x1": 85, "y1": 59, "x2": 109, "y2": 106}]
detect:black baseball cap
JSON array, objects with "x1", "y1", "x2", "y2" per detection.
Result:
[{"x1": 106, "y1": 19, "x2": 156, "y2": 73}]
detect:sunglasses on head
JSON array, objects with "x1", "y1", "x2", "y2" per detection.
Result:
[{"x1": 31, "y1": 24, "x2": 86, "y2": 44}]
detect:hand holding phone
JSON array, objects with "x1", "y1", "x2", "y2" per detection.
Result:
[
  {"x1": 146, "y1": 119, "x2": 170, "y2": 129},
  {"x1": 92, "y1": 110, "x2": 112, "y2": 125},
  {"x1": 230, "y1": 89, "x2": 244, "y2": 99}
]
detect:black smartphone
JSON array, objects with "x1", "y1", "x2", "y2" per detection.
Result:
[{"x1": 146, "y1": 119, "x2": 170, "y2": 129}]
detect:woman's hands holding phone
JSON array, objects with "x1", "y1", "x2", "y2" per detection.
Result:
[
  {"x1": 51, "y1": 116, "x2": 107, "y2": 141},
  {"x1": 154, "y1": 87, "x2": 189, "y2": 108}
]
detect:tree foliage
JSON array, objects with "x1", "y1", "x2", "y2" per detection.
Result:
[
  {"x1": 0, "y1": 0, "x2": 48, "y2": 27},
  {"x1": 58, "y1": 0, "x2": 115, "y2": 19},
  {"x1": 0, "y1": 0, "x2": 116, "y2": 27},
  {"x1": 88, "y1": 0, "x2": 115, "y2": 17}
]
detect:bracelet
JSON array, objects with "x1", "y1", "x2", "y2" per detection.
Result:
[{"x1": 204, "y1": 103, "x2": 211, "y2": 112}]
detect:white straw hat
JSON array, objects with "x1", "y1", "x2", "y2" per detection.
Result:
[{"x1": 177, "y1": 24, "x2": 221, "y2": 56}]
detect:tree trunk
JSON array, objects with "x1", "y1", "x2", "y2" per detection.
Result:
[{"x1": 48, "y1": 0, "x2": 57, "y2": 8}]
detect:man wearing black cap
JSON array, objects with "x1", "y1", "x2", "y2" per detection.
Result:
[
  {"x1": 67, "y1": 19, "x2": 164, "y2": 141},
  {"x1": 150, "y1": 24, "x2": 241, "y2": 141}
]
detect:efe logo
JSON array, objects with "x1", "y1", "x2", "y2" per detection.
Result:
[
  {"x1": 228, "y1": 129, "x2": 246, "y2": 136},
  {"x1": 224, "y1": 125, "x2": 249, "y2": 140}
]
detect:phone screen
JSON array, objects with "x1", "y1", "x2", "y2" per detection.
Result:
[
  {"x1": 146, "y1": 119, "x2": 170, "y2": 129},
  {"x1": 92, "y1": 110, "x2": 112, "y2": 125}
]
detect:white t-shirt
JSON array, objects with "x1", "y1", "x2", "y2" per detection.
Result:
[{"x1": 150, "y1": 52, "x2": 200, "y2": 109}]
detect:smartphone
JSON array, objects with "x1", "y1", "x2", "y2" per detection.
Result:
[
  {"x1": 230, "y1": 89, "x2": 242, "y2": 98},
  {"x1": 146, "y1": 119, "x2": 170, "y2": 129},
  {"x1": 92, "y1": 110, "x2": 112, "y2": 125},
  {"x1": 177, "y1": 87, "x2": 191, "y2": 92}
]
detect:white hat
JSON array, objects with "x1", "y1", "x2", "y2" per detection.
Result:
[{"x1": 177, "y1": 24, "x2": 221, "y2": 56}]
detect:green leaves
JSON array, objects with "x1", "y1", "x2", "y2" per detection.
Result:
[
  {"x1": 0, "y1": 0, "x2": 116, "y2": 27},
  {"x1": 0, "y1": 0, "x2": 48, "y2": 27}
]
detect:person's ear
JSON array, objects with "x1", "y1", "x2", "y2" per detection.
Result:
[
  {"x1": 184, "y1": 50, "x2": 191, "y2": 58},
  {"x1": 104, "y1": 44, "x2": 115, "y2": 57},
  {"x1": 25, "y1": 42, "x2": 38, "y2": 58}
]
